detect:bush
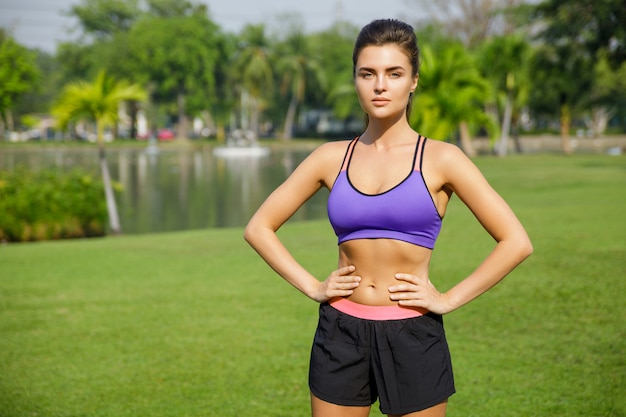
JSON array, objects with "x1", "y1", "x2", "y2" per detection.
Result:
[{"x1": 0, "y1": 168, "x2": 107, "y2": 242}]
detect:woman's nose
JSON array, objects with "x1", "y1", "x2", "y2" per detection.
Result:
[{"x1": 374, "y1": 75, "x2": 387, "y2": 93}]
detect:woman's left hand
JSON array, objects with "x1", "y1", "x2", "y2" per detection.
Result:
[{"x1": 389, "y1": 273, "x2": 452, "y2": 315}]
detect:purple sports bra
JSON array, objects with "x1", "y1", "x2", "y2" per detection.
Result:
[{"x1": 327, "y1": 135, "x2": 442, "y2": 250}]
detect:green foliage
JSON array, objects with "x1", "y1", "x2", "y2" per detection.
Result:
[
  {"x1": 411, "y1": 40, "x2": 496, "y2": 141},
  {"x1": 477, "y1": 34, "x2": 532, "y2": 107},
  {"x1": 0, "y1": 168, "x2": 107, "y2": 242},
  {"x1": 147, "y1": 0, "x2": 208, "y2": 17},
  {"x1": 590, "y1": 50, "x2": 626, "y2": 108},
  {"x1": 276, "y1": 32, "x2": 324, "y2": 103},
  {"x1": 0, "y1": 155, "x2": 624, "y2": 416},
  {"x1": 526, "y1": 0, "x2": 626, "y2": 132},
  {"x1": 52, "y1": 70, "x2": 147, "y2": 140},
  {"x1": 13, "y1": 49, "x2": 62, "y2": 116},
  {"x1": 7, "y1": 0, "x2": 624, "y2": 142},
  {"x1": 127, "y1": 12, "x2": 221, "y2": 116},
  {"x1": 531, "y1": 0, "x2": 626, "y2": 67},
  {"x1": 0, "y1": 30, "x2": 40, "y2": 119},
  {"x1": 69, "y1": 0, "x2": 140, "y2": 38},
  {"x1": 529, "y1": 42, "x2": 593, "y2": 116},
  {"x1": 308, "y1": 23, "x2": 361, "y2": 118},
  {"x1": 232, "y1": 24, "x2": 275, "y2": 100},
  {"x1": 274, "y1": 28, "x2": 327, "y2": 139}
]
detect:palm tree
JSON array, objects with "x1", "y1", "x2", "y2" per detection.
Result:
[
  {"x1": 232, "y1": 24, "x2": 274, "y2": 138},
  {"x1": 276, "y1": 32, "x2": 326, "y2": 141},
  {"x1": 478, "y1": 34, "x2": 532, "y2": 156},
  {"x1": 530, "y1": 43, "x2": 592, "y2": 155},
  {"x1": 52, "y1": 71, "x2": 147, "y2": 234},
  {"x1": 411, "y1": 42, "x2": 496, "y2": 156}
]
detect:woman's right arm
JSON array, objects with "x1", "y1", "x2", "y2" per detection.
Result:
[{"x1": 243, "y1": 143, "x2": 361, "y2": 302}]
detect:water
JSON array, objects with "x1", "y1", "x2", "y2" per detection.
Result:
[{"x1": 0, "y1": 144, "x2": 329, "y2": 234}]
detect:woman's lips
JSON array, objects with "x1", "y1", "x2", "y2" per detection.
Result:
[{"x1": 372, "y1": 98, "x2": 390, "y2": 106}]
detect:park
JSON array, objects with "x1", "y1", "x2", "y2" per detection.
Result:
[{"x1": 1, "y1": 0, "x2": 625, "y2": 416}]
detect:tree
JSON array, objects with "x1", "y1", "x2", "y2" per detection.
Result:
[
  {"x1": 410, "y1": 40, "x2": 496, "y2": 156},
  {"x1": 529, "y1": 0, "x2": 626, "y2": 150},
  {"x1": 478, "y1": 34, "x2": 532, "y2": 155},
  {"x1": 52, "y1": 71, "x2": 147, "y2": 234},
  {"x1": 15, "y1": 49, "x2": 61, "y2": 117},
  {"x1": 529, "y1": 0, "x2": 626, "y2": 68},
  {"x1": 232, "y1": 24, "x2": 275, "y2": 138},
  {"x1": 408, "y1": 0, "x2": 527, "y2": 48},
  {"x1": 127, "y1": 10, "x2": 221, "y2": 139},
  {"x1": 147, "y1": 0, "x2": 208, "y2": 17},
  {"x1": 526, "y1": 0, "x2": 626, "y2": 151},
  {"x1": 309, "y1": 23, "x2": 361, "y2": 124},
  {"x1": 68, "y1": 0, "x2": 140, "y2": 39},
  {"x1": 586, "y1": 51, "x2": 626, "y2": 135},
  {"x1": 275, "y1": 28, "x2": 326, "y2": 141},
  {"x1": 210, "y1": 32, "x2": 239, "y2": 142},
  {"x1": 529, "y1": 42, "x2": 592, "y2": 154},
  {"x1": 0, "y1": 30, "x2": 40, "y2": 136}
]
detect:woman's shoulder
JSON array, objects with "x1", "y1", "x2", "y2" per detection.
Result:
[
  {"x1": 317, "y1": 138, "x2": 354, "y2": 151},
  {"x1": 294, "y1": 139, "x2": 355, "y2": 179},
  {"x1": 308, "y1": 139, "x2": 354, "y2": 161},
  {"x1": 423, "y1": 137, "x2": 466, "y2": 162}
]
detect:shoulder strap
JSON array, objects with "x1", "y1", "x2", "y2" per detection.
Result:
[
  {"x1": 340, "y1": 137, "x2": 359, "y2": 171},
  {"x1": 414, "y1": 135, "x2": 426, "y2": 171}
]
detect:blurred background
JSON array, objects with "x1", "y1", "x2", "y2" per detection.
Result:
[{"x1": 1, "y1": 0, "x2": 624, "y2": 240}]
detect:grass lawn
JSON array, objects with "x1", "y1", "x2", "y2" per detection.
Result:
[{"x1": 1, "y1": 154, "x2": 625, "y2": 417}]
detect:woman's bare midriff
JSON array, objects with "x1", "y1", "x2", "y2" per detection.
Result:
[{"x1": 337, "y1": 239, "x2": 433, "y2": 306}]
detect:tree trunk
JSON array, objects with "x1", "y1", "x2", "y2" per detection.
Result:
[
  {"x1": 6, "y1": 109, "x2": 14, "y2": 132},
  {"x1": 216, "y1": 122, "x2": 226, "y2": 143},
  {"x1": 511, "y1": 120, "x2": 523, "y2": 154},
  {"x1": 560, "y1": 104, "x2": 573, "y2": 155},
  {"x1": 0, "y1": 111, "x2": 5, "y2": 140},
  {"x1": 497, "y1": 94, "x2": 513, "y2": 157},
  {"x1": 129, "y1": 100, "x2": 139, "y2": 139},
  {"x1": 281, "y1": 95, "x2": 297, "y2": 142},
  {"x1": 97, "y1": 120, "x2": 121, "y2": 234},
  {"x1": 176, "y1": 91, "x2": 188, "y2": 139},
  {"x1": 588, "y1": 106, "x2": 613, "y2": 137},
  {"x1": 250, "y1": 96, "x2": 260, "y2": 140},
  {"x1": 459, "y1": 121, "x2": 476, "y2": 157}
]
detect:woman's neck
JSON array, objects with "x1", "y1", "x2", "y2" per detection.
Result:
[{"x1": 360, "y1": 116, "x2": 416, "y2": 146}]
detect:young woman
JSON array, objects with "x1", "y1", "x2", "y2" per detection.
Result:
[{"x1": 244, "y1": 19, "x2": 533, "y2": 417}]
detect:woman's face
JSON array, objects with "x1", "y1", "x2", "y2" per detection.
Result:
[{"x1": 354, "y1": 44, "x2": 418, "y2": 121}]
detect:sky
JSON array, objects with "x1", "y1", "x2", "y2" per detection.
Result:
[{"x1": 0, "y1": 0, "x2": 424, "y2": 53}]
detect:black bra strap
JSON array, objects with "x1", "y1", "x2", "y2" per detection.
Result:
[
  {"x1": 413, "y1": 135, "x2": 426, "y2": 171},
  {"x1": 340, "y1": 136, "x2": 359, "y2": 171}
]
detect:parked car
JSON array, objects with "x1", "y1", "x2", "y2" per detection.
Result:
[{"x1": 157, "y1": 128, "x2": 175, "y2": 141}]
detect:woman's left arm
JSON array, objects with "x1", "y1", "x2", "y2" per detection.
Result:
[
  {"x1": 440, "y1": 145, "x2": 533, "y2": 312},
  {"x1": 391, "y1": 144, "x2": 533, "y2": 314}
]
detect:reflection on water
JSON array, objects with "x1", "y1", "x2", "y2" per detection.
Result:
[{"x1": 0, "y1": 145, "x2": 329, "y2": 234}]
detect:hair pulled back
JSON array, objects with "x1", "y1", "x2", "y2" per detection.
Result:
[
  {"x1": 352, "y1": 19, "x2": 420, "y2": 77},
  {"x1": 352, "y1": 19, "x2": 420, "y2": 118}
]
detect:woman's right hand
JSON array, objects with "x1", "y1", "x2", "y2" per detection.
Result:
[{"x1": 310, "y1": 265, "x2": 361, "y2": 303}]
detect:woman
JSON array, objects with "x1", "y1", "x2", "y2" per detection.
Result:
[{"x1": 244, "y1": 19, "x2": 533, "y2": 417}]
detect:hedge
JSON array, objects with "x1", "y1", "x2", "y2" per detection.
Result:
[{"x1": 0, "y1": 168, "x2": 107, "y2": 242}]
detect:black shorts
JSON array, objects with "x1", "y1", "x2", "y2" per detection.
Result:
[{"x1": 309, "y1": 302, "x2": 455, "y2": 415}]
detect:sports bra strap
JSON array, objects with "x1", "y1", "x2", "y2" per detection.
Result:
[
  {"x1": 340, "y1": 135, "x2": 426, "y2": 172},
  {"x1": 340, "y1": 137, "x2": 359, "y2": 171},
  {"x1": 415, "y1": 135, "x2": 426, "y2": 172}
]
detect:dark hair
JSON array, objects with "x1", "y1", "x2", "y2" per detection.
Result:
[{"x1": 352, "y1": 19, "x2": 420, "y2": 118}]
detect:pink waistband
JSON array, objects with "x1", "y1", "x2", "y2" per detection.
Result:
[{"x1": 329, "y1": 298, "x2": 427, "y2": 320}]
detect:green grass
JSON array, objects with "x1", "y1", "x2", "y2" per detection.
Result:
[{"x1": 1, "y1": 154, "x2": 625, "y2": 417}]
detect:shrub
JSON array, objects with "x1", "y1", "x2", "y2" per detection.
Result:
[{"x1": 0, "y1": 168, "x2": 107, "y2": 242}]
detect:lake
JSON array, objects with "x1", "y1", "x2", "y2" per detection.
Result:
[{"x1": 0, "y1": 143, "x2": 330, "y2": 234}]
